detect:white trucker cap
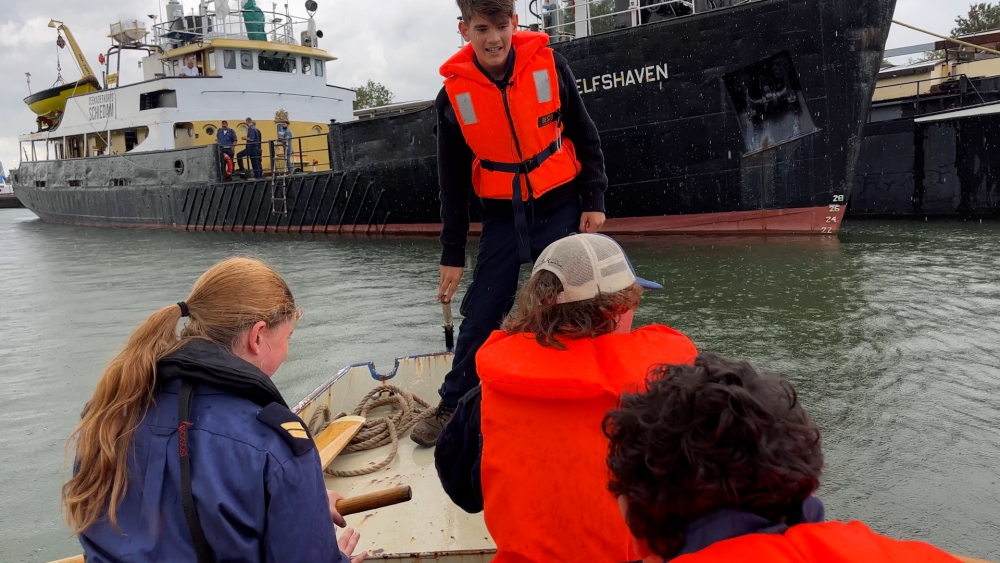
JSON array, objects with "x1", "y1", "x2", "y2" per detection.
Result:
[{"x1": 532, "y1": 233, "x2": 663, "y2": 304}]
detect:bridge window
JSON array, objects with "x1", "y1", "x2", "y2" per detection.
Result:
[
  {"x1": 315, "y1": 60, "x2": 324, "y2": 77},
  {"x1": 223, "y1": 49, "x2": 236, "y2": 69},
  {"x1": 259, "y1": 53, "x2": 297, "y2": 73},
  {"x1": 207, "y1": 50, "x2": 217, "y2": 72},
  {"x1": 302, "y1": 57, "x2": 312, "y2": 75},
  {"x1": 240, "y1": 50, "x2": 253, "y2": 70}
]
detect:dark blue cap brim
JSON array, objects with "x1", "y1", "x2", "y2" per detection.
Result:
[{"x1": 635, "y1": 276, "x2": 663, "y2": 290}]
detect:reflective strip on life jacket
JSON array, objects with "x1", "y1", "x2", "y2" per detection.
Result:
[
  {"x1": 454, "y1": 92, "x2": 478, "y2": 125},
  {"x1": 532, "y1": 69, "x2": 552, "y2": 103}
]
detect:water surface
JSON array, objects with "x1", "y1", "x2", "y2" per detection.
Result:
[{"x1": 1, "y1": 209, "x2": 998, "y2": 560}]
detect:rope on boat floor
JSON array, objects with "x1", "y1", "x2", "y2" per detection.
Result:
[{"x1": 307, "y1": 385, "x2": 436, "y2": 477}]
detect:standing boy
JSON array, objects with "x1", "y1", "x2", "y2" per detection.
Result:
[{"x1": 411, "y1": 0, "x2": 608, "y2": 446}]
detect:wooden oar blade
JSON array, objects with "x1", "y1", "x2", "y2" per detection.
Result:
[{"x1": 315, "y1": 415, "x2": 365, "y2": 469}]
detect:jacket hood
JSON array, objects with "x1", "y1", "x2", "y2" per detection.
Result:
[
  {"x1": 157, "y1": 338, "x2": 288, "y2": 408},
  {"x1": 476, "y1": 325, "x2": 697, "y2": 400},
  {"x1": 439, "y1": 31, "x2": 551, "y2": 84}
]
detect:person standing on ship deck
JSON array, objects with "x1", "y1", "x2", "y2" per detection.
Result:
[
  {"x1": 237, "y1": 118, "x2": 264, "y2": 179},
  {"x1": 216, "y1": 120, "x2": 237, "y2": 179},
  {"x1": 411, "y1": 0, "x2": 608, "y2": 447},
  {"x1": 277, "y1": 122, "x2": 294, "y2": 173}
]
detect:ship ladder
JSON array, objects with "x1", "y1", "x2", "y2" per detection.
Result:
[{"x1": 271, "y1": 175, "x2": 289, "y2": 215}]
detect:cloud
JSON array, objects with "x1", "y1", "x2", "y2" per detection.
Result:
[{"x1": 0, "y1": 0, "x2": 974, "y2": 171}]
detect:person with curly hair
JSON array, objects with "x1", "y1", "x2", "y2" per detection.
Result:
[
  {"x1": 604, "y1": 353, "x2": 984, "y2": 563},
  {"x1": 435, "y1": 233, "x2": 697, "y2": 562}
]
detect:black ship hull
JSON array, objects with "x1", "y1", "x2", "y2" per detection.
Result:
[
  {"x1": 15, "y1": 0, "x2": 895, "y2": 234},
  {"x1": 0, "y1": 194, "x2": 24, "y2": 209},
  {"x1": 850, "y1": 81, "x2": 1000, "y2": 218}
]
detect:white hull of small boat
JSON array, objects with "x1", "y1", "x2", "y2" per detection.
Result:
[{"x1": 293, "y1": 353, "x2": 497, "y2": 562}]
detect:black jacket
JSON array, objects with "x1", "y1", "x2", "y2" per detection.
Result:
[
  {"x1": 437, "y1": 48, "x2": 608, "y2": 267},
  {"x1": 434, "y1": 385, "x2": 484, "y2": 513}
]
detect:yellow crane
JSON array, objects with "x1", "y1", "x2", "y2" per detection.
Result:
[
  {"x1": 47, "y1": 20, "x2": 97, "y2": 79},
  {"x1": 22, "y1": 20, "x2": 101, "y2": 129}
]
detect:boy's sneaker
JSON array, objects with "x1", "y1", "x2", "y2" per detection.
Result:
[{"x1": 411, "y1": 403, "x2": 455, "y2": 447}]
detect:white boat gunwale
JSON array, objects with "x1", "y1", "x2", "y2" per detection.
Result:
[{"x1": 292, "y1": 352, "x2": 455, "y2": 415}]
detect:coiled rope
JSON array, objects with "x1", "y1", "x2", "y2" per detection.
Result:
[{"x1": 307, "y1": 385, "x2": 436, "y2": 477}]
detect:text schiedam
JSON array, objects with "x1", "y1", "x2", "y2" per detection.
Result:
[{"x1": 88, "y1": 92, "x2": 117, "y2": 121}]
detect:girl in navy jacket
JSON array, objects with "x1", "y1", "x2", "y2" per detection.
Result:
[{"x1": 64, "y1": 258, "x2": 366, "y2": 563}]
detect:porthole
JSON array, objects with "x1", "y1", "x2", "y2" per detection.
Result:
[
  {"x1": 205, "y1": 125, "x2": 216, "y2": 136},
  {"x1": 174, "y1": 160, "x2": 185, "y2": 174},
  {"x1": 311, "y1": 125, "x2": 322, "y2": 135}
]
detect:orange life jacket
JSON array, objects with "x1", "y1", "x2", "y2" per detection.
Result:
[
  {"x1": 476, "y1": 325, "x2": 698, "y2": 563},
  {"x1": 674, "y1": 521, "x2": 962, "y2": 563},
  {"x1": 440, "y1": 32, "x2": 582, "y2": 202}
]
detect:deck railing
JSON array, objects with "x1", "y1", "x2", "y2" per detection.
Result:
[
  {"x1": 216, "y1": 133, "x2": 331, "y2": 181},
  {"x1": 267, "y1": 133, "x2": 331, "y2": 177},
  {"x1": 152, "y1": 9, "x2": 313, "y2": 52},
  {"x1": 868, "y1": 73, "x2": 997, "y2": 122},
  {"x1": 532, "y1": 0, "x2": 754, "y2": 40}
]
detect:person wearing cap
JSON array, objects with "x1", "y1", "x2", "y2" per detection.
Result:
[{"x1": 434, "y1": 233, "x2": 697, "y2": 563}]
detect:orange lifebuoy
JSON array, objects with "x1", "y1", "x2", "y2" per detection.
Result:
[{"x1": 223, "y1": 153, "x2": 234, "y2": 181}]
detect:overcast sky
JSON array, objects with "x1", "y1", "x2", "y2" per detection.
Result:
[{"x1": 0, "y1": 0, "x2": 970, "y2": 170}]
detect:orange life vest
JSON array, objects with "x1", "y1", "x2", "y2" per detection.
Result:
[
  {"x1": 674, "y1": 521, "x2": 962, "y2": 563},
  {"x1": 476, "y1": 325, "x2": 698, "y2": 563},
  {"x1": 440, "y1": 32, "x2": 582, "y2": 202}
]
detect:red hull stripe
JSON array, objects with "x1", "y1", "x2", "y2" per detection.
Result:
[{"x1": 36, "y1": 206, "x2": 846, "y2": 235}]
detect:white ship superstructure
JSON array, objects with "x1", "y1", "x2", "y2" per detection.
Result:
[{"x1": 19, "y1": 0, "x2": 355, "y2": 164}]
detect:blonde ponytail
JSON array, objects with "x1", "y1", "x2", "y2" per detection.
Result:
[
  {"x1": 63, "y1": 257, "x2": 298, "y2": 534},
  {"x1": 63, "y1": 305, "x2": 183, "y2": 533}
]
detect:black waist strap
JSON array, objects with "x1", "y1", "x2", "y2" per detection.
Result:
[
  {"x1": 178, "y1": 381, "x2": 216, "y2": 563},
  {"x1": 479, "y1": 138, "x2": 565, "y2": 264},
  {"x1": 479, "y1": 138, "x2": 563, "y2": 174}
]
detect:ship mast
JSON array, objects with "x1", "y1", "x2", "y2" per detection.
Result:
[{"x1": 47, "y1": 20, "x2": 97, "y2": 79}]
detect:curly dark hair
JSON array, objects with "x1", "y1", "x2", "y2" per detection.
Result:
[
  {"x1": 501, "y1": 270, "x2": 642, "y2": 350},
  {"x1": 603, "y1": 354, "x2": 823, "y2": 558}
]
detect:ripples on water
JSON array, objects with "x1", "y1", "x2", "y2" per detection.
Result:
[{"x1": 1, "y1": 209, "x2": 998, "y2": 560}]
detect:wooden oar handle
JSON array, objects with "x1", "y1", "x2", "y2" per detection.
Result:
[
  {"x1": 335, "y1": 485, "x2": 412, "y2": 516},
  {"x1": 442, "y1": 301, "x2": 454, "y2": 326}
]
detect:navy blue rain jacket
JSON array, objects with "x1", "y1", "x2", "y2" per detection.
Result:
[
  {"x1": 246, "y1": 125, "x2": 262, "y2": 154},
  {"x1": 434, "y1": 385, "x2": 483, "y2": 513},
  {"x1": 79, "y1": 339, "x2": 349, "y2": 563},
  {"x1": 216, "y1": 127, "x2": 237, "y2": 147}
]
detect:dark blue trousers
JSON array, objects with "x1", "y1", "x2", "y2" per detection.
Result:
[
  {"x1": 438, "y1": 200, "x2": 581, "y2": 407},
  {"x1": 236, "y1": 147, "x2": 263, "y2": 179}
]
